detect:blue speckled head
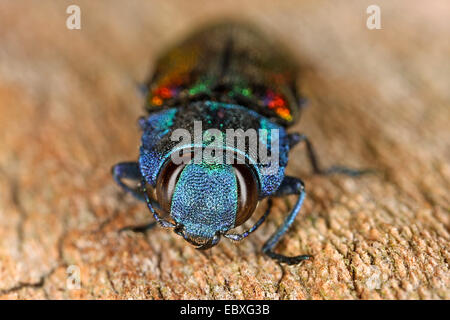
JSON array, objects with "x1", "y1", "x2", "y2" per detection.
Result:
[
  {"x1": 138, "y1": 103, "x2": 291, "y2": 248},
  {"x1": 170, "y1": 161, "x2": 237, "y2": 247}
]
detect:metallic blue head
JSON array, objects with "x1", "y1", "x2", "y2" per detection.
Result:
[
  {"x1": 170, "y1": 161, "x2": 237, "y2": 248},
  {"x1": 138, "y1": 105, "x2": 291, "y2": 249}
]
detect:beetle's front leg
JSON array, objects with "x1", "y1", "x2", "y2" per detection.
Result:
[
  {"x1": 119, "y1": 222, "x2": 157, "y2": 234},
  {"x1": 262, "y1": 176, "x2": 312, "y2": 265},
  {"x1": 111, "y1": 161, "x2": 145, "y2": 201},
  {"x1": 112, "y1": 162, "x2": 158, "y2": 233},
  {"x1": 288, "y1": 133, "x2": 373, "y2": 176}
]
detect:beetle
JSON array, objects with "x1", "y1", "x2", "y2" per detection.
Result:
[{"x1": 112, "y1": 22, "x2": 368, "y2": 265}]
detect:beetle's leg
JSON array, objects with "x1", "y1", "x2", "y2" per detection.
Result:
[
  {"x1": 262, "y1": 176, "x2": 312, "y2": 265},
  {"x1": 287, "y1": 133, "x2": 372, "y2": 177},
  {"x1": 119, "y1": 222, "x2": 157, "y2": 234},
  {"x1": 118, "y1": 195, "x2": 168, "y2": 233},
  {"x1": 141, "y1": 178, "x2": 176, "y2": 229},
  {"x1": 111, "y1": 161, "x2": 145, "y2": 202},
  {"x1": 224, "y1": 199, "x2": 273, "y2": 241},
  {"x1": 113, "y1": 162, "x2": 161, "y2": 234}
]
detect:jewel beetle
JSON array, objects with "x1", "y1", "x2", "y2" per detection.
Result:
[{"x1": 112, "y1": 22, "x2": 368, "y2": 265}]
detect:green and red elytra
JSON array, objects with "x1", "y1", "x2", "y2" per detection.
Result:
[{"x1": 147, "y1": 23, "x2": 301, "y2": 124}]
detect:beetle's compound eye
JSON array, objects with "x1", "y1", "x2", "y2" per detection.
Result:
[
  {"x1": 233, "y1": 164, "x2": 259, "y2": 227},
  {"x1": 155, "y1": 157, "x2": 189, "y2": 215}
]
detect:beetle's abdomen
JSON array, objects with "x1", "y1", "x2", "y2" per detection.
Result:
[{"x1": 146, "y1": 22, "x2": 302, "y2": 126}]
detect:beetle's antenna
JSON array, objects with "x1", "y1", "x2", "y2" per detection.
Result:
[
  {"x1": 141, "y1": 178, "x2": 176, "y2": 229},
  {"x1": 224, "y1": 198, "x2": 273, "y2": 241}
]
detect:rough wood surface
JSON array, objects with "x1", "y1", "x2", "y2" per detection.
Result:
[{"x1": 0, "y1": 0, "x2": 448, "y2": 299}]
